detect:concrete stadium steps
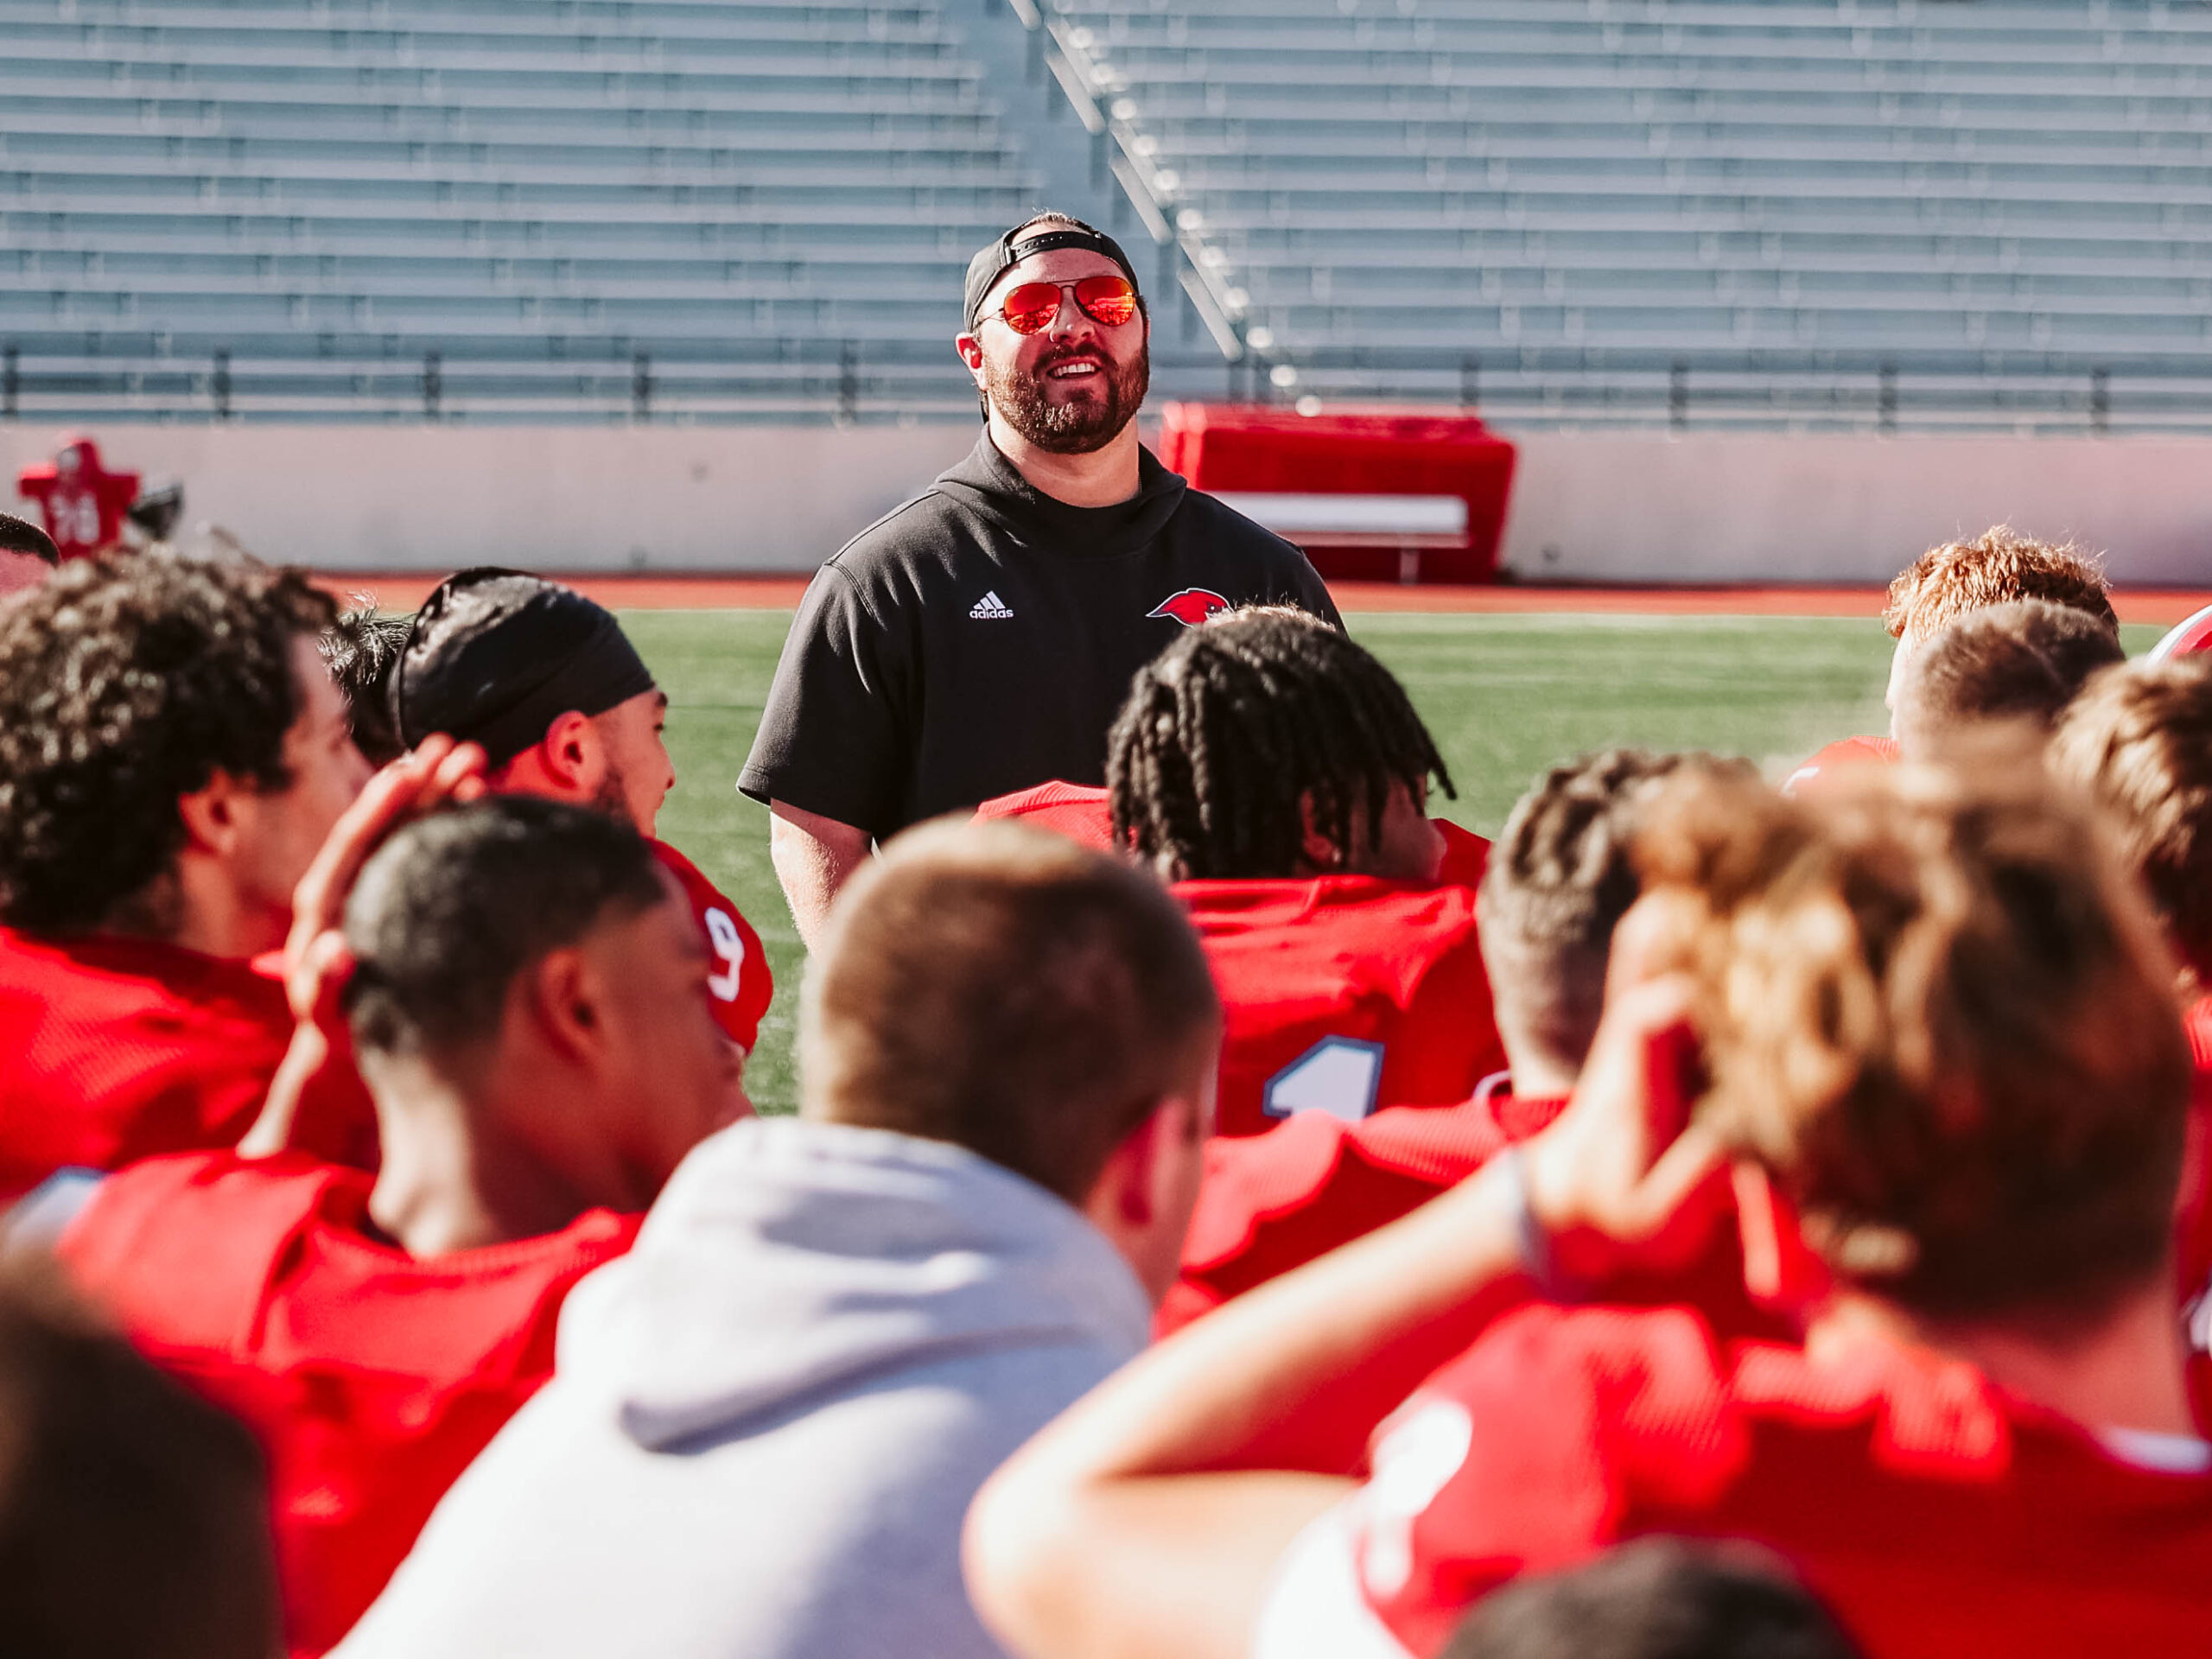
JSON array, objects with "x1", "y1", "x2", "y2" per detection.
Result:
[
  {"x1": 1028, "y1": 0, "x2": 2212, "y2": 426},
  {"x1": 0, "y1": 0, "x2": 1053, "y2": 418}
]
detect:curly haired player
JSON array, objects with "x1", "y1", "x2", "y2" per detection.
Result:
[
  {"x1": 2049, "y1": 654, "x2": 2212, "y2": 1333},
  {"x1": 970, "y1": 758, "x2": 2212, "y2": 1659},
  {"x1": 1020, "y1": 610, "x2": 1503, "y2": 1138},
  {"x1": 0, "y1": 554, "x2": 374, "y2": 1193}
]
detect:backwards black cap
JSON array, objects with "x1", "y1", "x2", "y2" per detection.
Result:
[
  {"x1": 963, "y1": 212, "x2": 1143, "y2": 333},
  {"x1": 393, "y1": 568, "x2": 657, "y2": 769}
]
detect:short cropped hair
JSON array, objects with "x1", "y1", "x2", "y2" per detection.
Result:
[
  {"x1": 0, "y1": 554, "x2": 336, "y2": 934},
  {"x1": 802, "y1": 820, "x2": 1220, "y2": 1204},
  {"x1": 321, "y1": 606, "x2": 414, "y2": 766},
  {"x1": 1441, "y1": 1538, "x2": 1863, "y2": 1659},
  {"x1": 1883, "y1": 525, "x2": 2113, "y2": 644},
  {"x1": 344, "y1": 797, "x2": 669, "y2": 1058},
  {"x1": 1108, "y1": 608, "x2": 1451, "y2": 880},
  {"x1": 1638, "y1": 759, "x2": 2189, "y2": 1330},
  {"x1": 1891, "y1": 598, "x2": 2125, "y2": 755},
  {"x1": 0, "y1": 1259, "x2": 277, "y2": 1659},
  {"x1": 2049, "y1": 656, "x2": 2212, "y2": 983},
  {"x1": 0, "y1": 512, "x2": 58, "y2": 566},
  {"x1": 1479, "y1": 751, "x2": 1756, "y2": 1077}
]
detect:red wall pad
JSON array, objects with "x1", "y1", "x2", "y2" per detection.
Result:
[{"x1": 1156, "y1": 404, "x2": 1517, "y2": 586}]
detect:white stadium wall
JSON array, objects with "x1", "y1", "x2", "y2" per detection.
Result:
[
  {"x1": 0, "y1": 423, "x2": 982, "y2": 575},
  {"x1": 7, "y1": 423, "x2": 2212, "y2": 586},
  {"x1": 1500, "y1": 434, "x2": 2212, "y2": 588}
]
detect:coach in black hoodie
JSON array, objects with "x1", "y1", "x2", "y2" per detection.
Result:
[{"x1": 740, "y1": 211, "x2": 1338, "y2": 946}]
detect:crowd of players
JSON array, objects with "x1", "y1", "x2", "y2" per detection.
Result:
[
  {"x1": 3, "y1": 207, "x2": 2211, "y2": 1659},
  {"x1": 0, "y1": 510, "x2": 2209, "y2": 1659}
]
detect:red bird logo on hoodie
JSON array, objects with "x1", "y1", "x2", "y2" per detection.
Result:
[{"x1": 1147, "y1": 588, "x2": 1234, "y2": 627}]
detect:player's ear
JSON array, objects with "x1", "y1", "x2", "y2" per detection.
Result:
[
  {"x1": 175, "y1": 772, "x2": 250, "y2": 858},
  {"x1": 518, "y1": 944, "x2": 604, "y2": 1064},
  {"x1": 538, "y1": 709, "x2": 601, "y2": 792},
  {"x1": 1295, "y1": 791, "x2": 1343, "y2": 873},
  {"x1": 955, "y1": 333, "x2": 987, "y2": 380}
]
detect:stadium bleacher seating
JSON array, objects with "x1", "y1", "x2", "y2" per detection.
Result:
[
  {"x1": 0, "y1": 0, "x2": 1050, "y2": 419},
  {"x1": 7, "y1": 0, "x2": 2212, "y2": 428},
  {"x1": 1037, "y1": 0, "x2": 2212, "y2": 430}
]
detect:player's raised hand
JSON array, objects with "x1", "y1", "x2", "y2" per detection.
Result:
[
  {"x1": 241, "y1": 736, "x2": 486, "y2": 1159},
  {"x1": 281, "y1": 733, "x2": 488, "y2": 1010},
  {"x1": 1516, "y1": 901, "x2": 1733, "y2": 1286}
]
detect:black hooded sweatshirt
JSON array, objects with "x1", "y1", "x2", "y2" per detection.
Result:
[{"x1": 739, "y1": 431, "x2": 1341, "y2": 840}]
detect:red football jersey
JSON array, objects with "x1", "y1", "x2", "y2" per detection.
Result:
[
  {"x1": 0, "y1": 928, "x2": 374, "y2": 1198},
  {"x1": 649, "y1": 840, "x2": 772, "y2": 1052},
  {"x1": 1783, "y1": 734, "x2": 1901, "y2": 796},
  {"x1": 1162, "y1": 1083, "x2": 1558, "y2": 1334},
  {"x1": 1275, "y1": 1306, "x2": 2212, "y2": 1659},
  {"x1": 972, "y1": 780, "x2": 1120, "y2": 852},
  {"x1": 58, "y1": 1151, "x2": 639, "y2": 1656},
  {"x1": 16, "y1": 437, "x2": 140, "y2": 560},
  {"x1": 2179, "y1": 996, "x2": 2212, "y2": 1335},
  {"x1": 1178, "y1": 823, "x2": 1503, "y2": 1140}
]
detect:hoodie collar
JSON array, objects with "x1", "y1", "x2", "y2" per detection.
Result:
[{"x1": 558, "y1": 1118, "x2": 1154, "y2": 1451}]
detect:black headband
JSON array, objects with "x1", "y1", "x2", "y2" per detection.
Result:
[
  {"x1": 963, "y1": 217, "x2": 1142, "y2": 332},
  {"x1": 393, "y1": 569, "x2": 657, "y2": 769}
]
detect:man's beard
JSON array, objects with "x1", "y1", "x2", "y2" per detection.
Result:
[
  {"x1": 985, "y1": 338, "x2": 1150, "y2": 455},
  {"x1": 591, "y1": 760, "x2": 639, "y2": 831}
]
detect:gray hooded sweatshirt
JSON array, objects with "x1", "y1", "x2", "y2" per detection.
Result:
[{"x1": 333, "y1": 1116, "x2": 1153, "y2": 1659}]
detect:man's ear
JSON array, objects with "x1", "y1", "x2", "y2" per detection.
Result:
[
  {"x1": 511, "y1": 710, "x2": 602, "y2": 797},
  {"x1": 955, "y1": 332, "x2": 987, "y2": 382},
  {"x1": 1085, "y1": 1093, "x2": 1202, "y2": 1233},
  {"x1": 517, "y1": 944, "x2": 604, "y2": 1065},
  {"x1": 175, "y1": 772, "x2": 252, "y2": 858},
  {"x1": 1295, "y1": 791, "x2": 1341, "y2": 873}
]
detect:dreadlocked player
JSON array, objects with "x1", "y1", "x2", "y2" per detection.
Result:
[{"x1": 1100, "y1": 609, "x2": 1501, "y2": 1137}]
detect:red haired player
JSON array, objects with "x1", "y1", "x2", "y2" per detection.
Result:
[
  {"x1": 970, "y1": 760, "x2": 2212, "y2": 1659},
  {"x1": 1786, "y1": 525, "x2": 2117, "y2": 792},
  {"x1": 1103, "y1": 610, "x2": 1502, "y2": 1140}
]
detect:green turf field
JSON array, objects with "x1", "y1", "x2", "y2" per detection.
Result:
[{"x1": 632, "y1": 608, "x2": 2167, "y2": 1116}]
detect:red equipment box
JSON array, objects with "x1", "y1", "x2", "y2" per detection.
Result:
[{"x1": 1155, "y1": 404, "x2": 1516, "y2": 585}]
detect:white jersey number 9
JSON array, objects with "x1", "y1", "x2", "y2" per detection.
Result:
[{"x1": 704, "y1": 907, "x2": 747, "y2": 1003}]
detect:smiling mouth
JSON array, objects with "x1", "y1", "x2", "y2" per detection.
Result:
[{"x1": 1044, "y1": 359, "x2": 1104, "y2": 380}]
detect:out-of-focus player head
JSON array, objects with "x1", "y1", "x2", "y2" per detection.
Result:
[
  {"x1": 1880, "y1": 525, "x2": 2115, "y2": 722},
  {"x1": 393, "y1": 569, "x2": 673, "y2": 836},
  {"x1": 344, "y1": 797, "x2": 746, "y2": 1219},
  {"x1": 1641, "y1": 758, "x2": 2188, "y2": 1332},
  {"x1": 1440, "y1": 1538, "x2": 1864, "y2": 1659},
  {"x1": 802, "y1": 819, "x2": 1219, "y2": 1303},
  {"x1": 957, "y1": 212, "x2": 1149, "y2": 455},
  {"x1": 320, "y1": 604, "x2": 415, "y2": 767},
  {"x1": 0, "y1": 512, "x2": 59, "y2": 597},
  {"x1": 1478, "y1": 750, "x2": 1754, "y2": 1098},
  {"x1": 1107, "y1": 607, "x2": 1452, "y2": 883},
  {"x1": 0, "y1": 554, "x2": 369, "y2": 958},
  {"x1": 0, "y1": 1258, "x2": 278, "y2": 1659},
  {"x1": 2049, "y1": 654, "x2": 2212, "y2": 988},
  {"x1": 1890, "y1": 597, "x2": 2126, "y2": 760}
]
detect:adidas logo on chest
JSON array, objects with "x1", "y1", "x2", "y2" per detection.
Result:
[{"x1": 969, "y1": 590, "x2": 1014, "y2": 620}]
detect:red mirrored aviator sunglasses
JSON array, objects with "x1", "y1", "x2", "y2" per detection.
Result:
[{"x1": 990, "y1": 274, "x2": 1141, "y2": 335}]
